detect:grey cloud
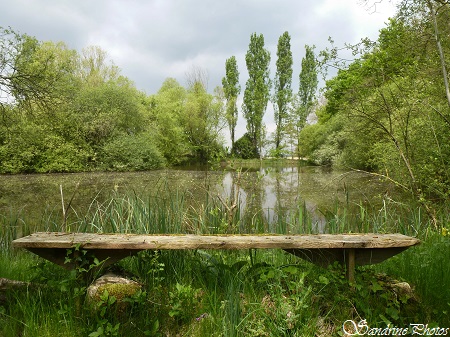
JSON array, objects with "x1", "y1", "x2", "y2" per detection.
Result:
[{"x1": 0, "y1": 0, "x2": 395, "y2": 141}]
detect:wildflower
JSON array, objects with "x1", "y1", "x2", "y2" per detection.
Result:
[{"x1": 196, "y1": 313, "x2": 208, "y2": 321}]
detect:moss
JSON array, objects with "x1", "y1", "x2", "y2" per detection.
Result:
[{"x1": 96, "y1": 283, "x2": 140, "y2": 302}]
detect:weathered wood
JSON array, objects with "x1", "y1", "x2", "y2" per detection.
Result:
[
  {"x1": 284, "y1": 246, "x2": 410, "y2": 266},
  {"x1": 347, "y1": 248, "x2": 356, "y2": 283},
  {"x1": 13, "y1": 232, "x2": 419, "y2": 250},
  {"x1": 13, "y1": 232, "x2": 420, "y2": 281},
  {"x1": 0, "y1": 278, "x2": 30, "y2": 290}
]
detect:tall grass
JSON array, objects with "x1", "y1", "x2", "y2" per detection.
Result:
[
  {"x1": 54, "y1": 182, "x2": 310, "y2": 235},
  {"x1": 375, "y1": 230, "x2": 450, "y2": 325},
  {"x1": 1, "y1": 182, "x2": 450, "y2": 335}
]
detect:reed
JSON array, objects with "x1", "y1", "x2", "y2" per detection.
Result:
[{"x1": 1, "y1": 185, "x2": 449, "y2": 336}]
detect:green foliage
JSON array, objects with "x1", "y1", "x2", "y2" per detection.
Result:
[
  {"x1": 300, "y1": 8, "x2": 450, "y2": 203},
  {"x1": 101, "y1": 133, "x2": 166, "y2": 171},
  {"x1": 182, "y1": 79, "x2": 225, "y2": 163},
  {"x1": 89, "y1": 290, "x2": 120, "y2": 337},
  {"x1": 168, "y1": 283, "x2": 202, "y2": 323},
  {"x1": 243, "y1": 33, "x2": 271, "y2": 158},
  {"x1": 243, "y1": 264, "x2": 313, "y2": 336},
  {"x1": 0, "y1": 29, "x2": 226, "y2": 173},
  {"x1": 298, "y1": 45, "x2": 318, "y2": 112},
  {"x1": 376, "y1": 230, "x2": 450, "y2": 325},
  {"x1": 222, "y1": 56, "x2": 241, "y2": 150},
  {"x1": 147, "y1": 78, "x2": 190, "y2": 165},
  {"x1": 233, "y1": 133, "x2": 259, "y2": 159},
  {"x1": 71, "y1": 81, "x2": 145, "y2": 148},
  {"x1": 273, "y1": 31, "x2": 293, "y2": 155},
  {"x1": 0, "y1": 27, "x2": 74, "y2": 111},
  {"x1": 289, "y1": 45, "x2": 318, "y2": 158},
  {"x1": 298, "y1": 114, "x2": 345, "y2": 165}
]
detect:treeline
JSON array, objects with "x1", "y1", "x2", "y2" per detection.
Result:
[
  {"x1": 0, "y1": 29, "x2": 226, "y2": 173},
  {"x1": 2, "y1": 0, "x2": 450, "y2": 206},
  {"x1": 0, "y1": 25, "x2": 321, "y2": 173},
  {"x1": 298, "y1": 1, "x2": 450, "y2": 203},
  {"x1": 223, "y1": 33, "x2": 318, "y2": 159}
]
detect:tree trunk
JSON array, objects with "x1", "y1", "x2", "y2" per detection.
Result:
[{"x1": 428, "y1": 0, "x2": 450, "y2": 108}]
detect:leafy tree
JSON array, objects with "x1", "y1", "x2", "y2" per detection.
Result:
[
  {"x1": 0, "y1": 27, "x2": 77, "y2": 112},
  {"x1": 273, "y1": 31, "x2": 293, "y2": 156},
  {"x1": 78, "y1": 46, "x2": 120, "y2": 86},
  {"x1": 233, "y1": 133, "x2": 258, "y2": 159},
  {"x1": 182, "y1": 80, "x2": 225, "y2": 163},
  {"x1": 305, "y1": 5, "x2": 450, "y2": 211},
  {"x1": 147, "y1": 78, "x2": 189, "y2": 165},
  {"x1": 291, "y1": 45, "x2": 318, "y2": 157},
  {"x1": 70, "y1": 80, "x2": 145, "y2": 149},
  {"x1": 101, "y1": 133, "x2": 166, "y2": 171},
  {"x1": 242, "y1": 33, "x2": 271, "y2": 158},
  {"x1": 222, "y1": 56, "x2": 240, "y2": 152}
]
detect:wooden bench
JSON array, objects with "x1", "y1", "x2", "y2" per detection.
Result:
[{"x1": 13, "y1": 232, "x2": 420, "y2": 282}]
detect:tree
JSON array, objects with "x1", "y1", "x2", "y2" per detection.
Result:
[
  {"x1": 182, "y1": 68, "x2": 226, "y2": 163},
  {"x1": 78, "y1": 46, "x2": 120, "y2": 86},
  {"x1": 273, "y1": 31, "x2": 293, "y2": 157},
  {"x1": 70, "y1": 79, "x2": 145, "y2": 149},
  {"x1": 233, "y1": 133, "x2": 258, "y2": 159},
  {"x1": 147, "y1": 78, "x2": 189, "y2": 165},
  {"x1": 425, "y1": 0, "x2": 450, "y2": 109},
  {"x1": 242, "y1": 33, "x2": 271, "y2": 158},
  {"x1": 291, "y1": 45, "x2": 318, "y2": 157},
  {"x1": 310, "y1": 9, "x2": 450, "y2": 210},
  {"x1": 0, "y1": 27, "x2": 75, "y2": 112},
  {"x1": 222, "y1": 56, "x2": 240, "y2": 152}
]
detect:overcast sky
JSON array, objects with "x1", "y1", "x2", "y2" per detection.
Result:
[{"x1": 0, "y1": 0, "x2": 397, "y2": 143}]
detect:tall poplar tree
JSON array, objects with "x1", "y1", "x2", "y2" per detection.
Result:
[
  {"x1": 242, "y1": 33, "x2": 271, "y2": 158},
  {"x1": 222, "y1": 56, "x2": 240, "y2": 152},
  {"x1": 273, "y1": 31, "x2": 293, "y2": 156},
  {"x1": 292, "y1": 45, "x2": 318, "y2": 156}
]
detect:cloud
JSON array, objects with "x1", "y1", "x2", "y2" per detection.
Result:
[{"x1": 0, "y1": 0, "x2": 396, "y2": 143}]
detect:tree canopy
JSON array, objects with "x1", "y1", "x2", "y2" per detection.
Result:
[
  {"x1": 242, "y1": 33, "x2": 271, "y2": 158},
  {"x1": 299, "y1": 1, "x2": 450, "y2": 204},
  {"x1": 222, "y1": 56, "x2": 240, "y2": 152},
  {"x1": 0, "y1": 27, "x2": 226, "y2": 172},
  {"x1": 272, "y1": 31, "x2": 293, "y2": 157}
]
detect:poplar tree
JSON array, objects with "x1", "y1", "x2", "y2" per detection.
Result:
[
  {"x1": 292, "y1": 45, "x2": 318, "y2": 156},
  {"x1": 273, "y1": 31, "x2": 293, "y2": 156},
  {"x1": 222, "y1": 56, "x2": 240, "y2": 152},
  {"x1": 242, "y1": 33, "x2": 271, "y2": 158}
]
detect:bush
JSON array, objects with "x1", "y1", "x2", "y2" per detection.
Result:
[
  {"x1": 233, "y1": 133, "x2": 258, "y2": 159},
  {"x1": 101, "y1": 133, "x2": 166, "y2": 171}
]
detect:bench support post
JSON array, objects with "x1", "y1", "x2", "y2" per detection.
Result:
[{"x1": 346, "y1": 248, "x2": 356, "y2": 283}]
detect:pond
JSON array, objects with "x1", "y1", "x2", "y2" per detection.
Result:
[{"x1": 0, "y1": 163, "x2": 405, "y2": 235}]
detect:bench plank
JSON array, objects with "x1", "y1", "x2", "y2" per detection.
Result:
[
  {"x1": 13, "y1": 232, "x2": 419, "y2": 250},
  {"x1": 13, "y1": 232, "x2": 420, "y2": 282}
]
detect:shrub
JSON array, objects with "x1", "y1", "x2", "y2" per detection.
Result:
[{"x1": 101, "y1": 133, "x2": 166, "y2": 171}]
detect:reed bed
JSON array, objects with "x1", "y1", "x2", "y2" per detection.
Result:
[{"x1": 1, "y1": 183, "x2": 449, "y2": 336}]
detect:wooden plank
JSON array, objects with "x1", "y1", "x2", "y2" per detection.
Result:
[
  {"x1": 13, "y1": 232, "x2": 420, "y2": 251},
  {"x1": 13, "y1": 232, "x2": 420, "y2": 281},
  {"x1": 284, "y1": 246, "x2": 410, "y2": 266}
]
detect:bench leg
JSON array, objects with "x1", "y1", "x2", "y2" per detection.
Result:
[{"x1": 346, "y1": 248, "x2": 356, "y2": 283}]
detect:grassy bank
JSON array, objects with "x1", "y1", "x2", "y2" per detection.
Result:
[{"x1": 1, "y1": 188, "x2": 449, "y2": 336}]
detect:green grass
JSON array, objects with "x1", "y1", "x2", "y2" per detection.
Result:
[{"x1": 1, "y1": 187, "x2": 449, "y2": 336}]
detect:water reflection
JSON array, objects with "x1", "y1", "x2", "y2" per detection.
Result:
[
  {"x1": 215, "y1": 165, "x2": 397, "y2": 232},
  {"x1": 0, "y1": 165, "x2": 401, "y2": 233}
]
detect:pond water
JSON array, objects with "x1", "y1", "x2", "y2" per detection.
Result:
[{"x1": 0, "y1": 163, "x2": 405, "y2": 235}]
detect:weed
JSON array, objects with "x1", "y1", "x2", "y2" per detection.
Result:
[
  {"x1": 168, "y1": 282, "x2": 202, "y2": 324},
  {"x1": 89, "y1": 289, "x2": 120, "y2": 337}
]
